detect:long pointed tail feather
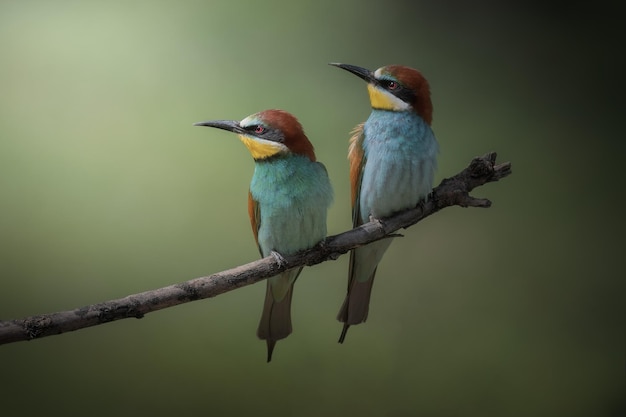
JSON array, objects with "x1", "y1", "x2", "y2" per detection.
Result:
[
  {"x1": 336, "y1": 266, "x2": 377, "y2": 343},
  {"x1": 338, "y1": 323, "x2": 351, "y2": 344},
  {"x1": 337, "y1": 272, "x2": 376, "y2": 325},
  {"x1": 337, "y1": 240, "x2": 393, "y2": 343},
  {"x1": 265, "y1": 340, "x2": 277, "y2": 363},
  {"x1": 257, "y1": 280, "x2": 295, "y2": 362}
]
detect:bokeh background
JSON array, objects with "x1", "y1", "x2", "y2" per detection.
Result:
[{"x1": 1, "y1": 1, "x2": 622, "y2": 416}]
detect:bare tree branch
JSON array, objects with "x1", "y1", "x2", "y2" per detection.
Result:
[{"x1": 0, "y1": 152, "x2": 511, "y2": 346}]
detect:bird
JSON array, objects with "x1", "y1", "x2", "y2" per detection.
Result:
[
  {"x1": 193, "y1": 109, "x2": 333, "y2": 362},
  {"x1": 329, "y1": 63, "x2": 439, "y2": 343}
]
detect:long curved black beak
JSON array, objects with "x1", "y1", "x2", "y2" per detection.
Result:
[
  {"x1": 193, "y1": 119, "x2": 244, "y2": 135},
  {"x1": 329, "y1": 63, "x2": 376, "y2": 84}
]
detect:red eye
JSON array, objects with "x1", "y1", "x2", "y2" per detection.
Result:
[
  {"x1": 388, "y1": 81, "x2": 398, "y2": 90},
  {"x1": 255, "y1": 125, "x2": 265, "y2": 134}
]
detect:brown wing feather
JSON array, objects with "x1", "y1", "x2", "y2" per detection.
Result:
[
  {"x1": 338, "y1": 123, "x2": 377, "y2": 341},
  {"x1": 247, "y1": 191, "x2": 262, "y2": 256},
  {"x1": 348, "y1": 123, "x2": 366, "y2": 228}
]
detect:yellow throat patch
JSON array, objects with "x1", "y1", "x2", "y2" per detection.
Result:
[
  {"x1": 238, "y1": 135, "x2": 284, "y2": 160},
  {"x1": 367, "y1": 84, "x2": 408, "y2": 111}
]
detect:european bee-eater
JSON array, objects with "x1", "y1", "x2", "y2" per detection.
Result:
[
  {"x1": 194, "y1": 109, "x2": 333, "y2": 361},
  {"x1": 330, "y1": 63, "x2": 439, "y2": 343}
]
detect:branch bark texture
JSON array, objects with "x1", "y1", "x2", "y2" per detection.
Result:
[{"x1": 0, "y1": 152, "x2": 511, "y2": 346}]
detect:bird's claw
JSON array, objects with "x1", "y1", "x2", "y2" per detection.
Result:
[
  {"x1": 270, "y1": 251, "x2": 287, "y2": 268},
  {"x1": 368, "y1": 215, "x2": 384, "y2": 230}
]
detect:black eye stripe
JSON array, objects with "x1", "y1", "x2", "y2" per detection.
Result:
[
  {"x1": 379, "y1": 79, "x2": 398, "y2": 89},
  {"x1": 243, "y1": 125, "x2": 285, "y2": 143},
  {"x1": 378, "y1": 79, "x2": 416, "y2": 104},
  {"x1": 244, "y1": 124, "x2": 266, "y2": 134}
]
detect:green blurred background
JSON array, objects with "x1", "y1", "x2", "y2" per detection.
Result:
[{"x1": 1, "y1": 1, "x2": 622, "y2": 416}]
